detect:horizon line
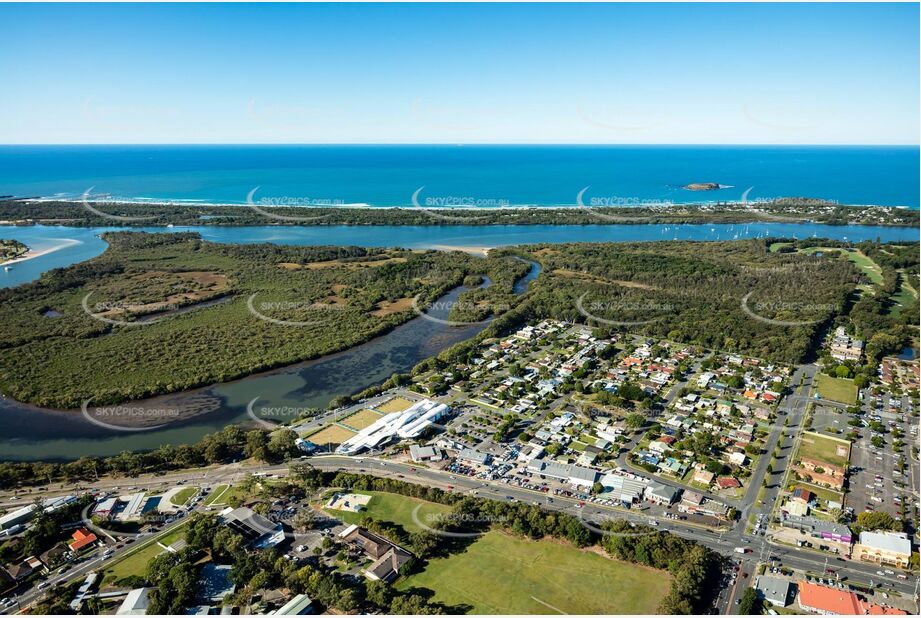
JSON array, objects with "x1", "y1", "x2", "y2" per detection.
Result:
[{"x1": 1, "y1": 142, "x2": 919, "y2": 148}]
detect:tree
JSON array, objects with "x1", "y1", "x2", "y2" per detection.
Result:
[
  {"x1": 626, "y1": 413, "x2": 645, "y2": 429},
  {"x1": 856, "y1": 511, "x2": 902, "y2": 532},
  {"x1": 737, "y1": 588, "x2": 763, "y2": 615},
  {"x1": 293, "y1": 509, "x2": 316, "y2": 533}
]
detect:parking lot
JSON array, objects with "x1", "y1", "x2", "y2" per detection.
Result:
[{"x1": 848, "y1": 391, "x2": 917, "y2": 520}]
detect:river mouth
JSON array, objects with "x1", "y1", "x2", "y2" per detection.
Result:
[{"x1": 0, "y1": 261, "x2": 540, "y2": 461}]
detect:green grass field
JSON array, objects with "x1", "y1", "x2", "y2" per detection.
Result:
[
  {"x1": 815, "y1": 374, "x2": 858, "y2": 405},
  {"x1": 169, "y1": 487, "x2": 198, "y2": 506},
  {"x1": 203, "y1": 484, "x2": 229, "y2": 506},
  {"x1": 323, "y1": 490, "x2": 451, "y2": 533},
  {"x1": 797, "y1": 431, "x2": 851, "y2": 467},
  {"x1": 803, "y1": 248, "x2": 883, "y2": 285},
  {"x1": 102, "y1": 521, "x2": 191, "y2": 586},
  {"x1": 397, "y1": 531, "x2": 670, "y2": 614}
]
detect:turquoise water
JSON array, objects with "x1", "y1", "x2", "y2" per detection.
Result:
[
  {"x1": 1, "y1": 222, "x2": 918, "y2": 289},
  {"x1": 1, "y1": 145, "x2": 918, "y2": 207}
]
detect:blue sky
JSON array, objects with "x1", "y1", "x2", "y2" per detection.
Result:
[{"x1": 1, "y1": 3, "x2": 918, "y2": 144}]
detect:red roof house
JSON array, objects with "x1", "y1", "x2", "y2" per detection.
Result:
[{"x1": 68, "y1": 528, "x2": 98, "y2": 552}]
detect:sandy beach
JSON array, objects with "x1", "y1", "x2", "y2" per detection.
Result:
[
  {"x1": 427, "y1": 244, "x2": 494, "y2": 256},
  {"x1": 0, "y1": 238, "x2": 80, "y2": 266}
]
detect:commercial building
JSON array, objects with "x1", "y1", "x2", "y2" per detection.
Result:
[
  {"x1": 116, "y1": 588, "x2": 151, "y2": 615},
  {"x1": 645, "y1": 482, "x2": 680, "y2": 506},
  {"x1": 598, "y1": 473, "x2": 648, "y2": 506},
  {"x1": 797, "y1": 581, "x2": 907, "y2": 615},
  {"x1": 0, "y1": 504, "x2": 38, "y2": 531},
  {"x1": 336, "y1": 399, "x2": 449, "y2": 455},
  {"x1": 409, "y1": 444, "x2": 443, "y2": 463},
  {"x1": 779, "y1": 514, "x2": 852, "y2": 544},
  {"x1": 220, "y1": 507, "x2": 285, "y2": 550},
  {"x1": 853, "y1": 531, "x2": 912, "y2": 569},
  {"x1": 527, "y1": 459, "x2": 598, "y2": 488},
  {"x1": 754, "y1": 575, "x2": 792, "y2": 607}
]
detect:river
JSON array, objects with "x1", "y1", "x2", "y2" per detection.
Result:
[
  {"x1": 0, "y1": 261, "x2": 540, "y2": 461},
  {"x1": 1, "y1": 222, "x2": 918, "y2": 289},
  {"x1": 0, "y1": 219, "x2": 916, "y2": 460}
]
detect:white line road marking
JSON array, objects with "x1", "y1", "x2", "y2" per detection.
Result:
[{"x1": 531, "y1": 597, "x2": 568, "y2": 614}]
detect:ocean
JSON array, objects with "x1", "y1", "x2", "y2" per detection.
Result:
[{"x1": 0, "y1": 144, "x2": 918, "y2": 208}]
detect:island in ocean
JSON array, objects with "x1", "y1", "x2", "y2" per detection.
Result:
[{"x1": 682, "y1": 182, "x2": 722, "y2": 191}]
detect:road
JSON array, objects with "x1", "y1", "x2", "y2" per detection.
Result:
[{"x1": 4, "y1": 365, "x2": 917, "y2": 615}]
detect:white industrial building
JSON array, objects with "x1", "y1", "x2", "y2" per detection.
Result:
[{"x1": 336, "y1": 399, "x2": 449, "y2": 455}]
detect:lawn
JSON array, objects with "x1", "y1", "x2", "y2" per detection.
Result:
[
  {"x1": 815, "y1": 374, "x2": 858, "y2": 405},
  {"x1": 397, "y1": 531, "x2": 670, "y2": 614},
  {"x1": 203, "y1": 484, "x2": 229, "y2": 506},
  {"x1": 305, "y1": 424, "x2": 357, "y2": 445},
  {"x1": 323, "y1": 490, "x2": 451, "y2": 533},
  {"x1": 376, "y1": 396, "x2": 415, "y2": 413},
  {"x1": 102, "y1": 539, "x2": 166, "y2": 585},
  {"x1": 169, "y1": 487, "x2": 198, "y2": 506},
  {"x1": 341, "y1": 408, "x2": 386, "y2": 430},
  {"x1": 797, "y1": 431, "x2": 851, "y2": 467}
]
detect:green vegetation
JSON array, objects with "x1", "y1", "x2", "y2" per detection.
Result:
[
  {"x1": 509, "y1": 239, "x2": 858, "y2": 362},
  {"x1": 0, "y1": 238, "x2": 27, "y2": 262},
  {"x1": 169, "y1": 487, "x2": 198, "y2": 506},
  {"x1": 0, "y1": 231, "x2": 527, "y2": 407},
  {"x1": 0, "y1": 425, "x2": 297, "y2": 489},
  {"x1": 815, "y1": 374, "x2": 858, "y2": 405},
  {"x1": 791, "y1": 483, "x2": 843, "y2": 506},
  {"x1": 323, "y1": 490, "x2": 451, "y2": 533},
  {"x1": 202, "y1": 484, "x2": 229, "y2": 506},
  {"x1": 102, "y1": 531, "x2": 174, "y2": 585},
  {"x1": 397, "y1": 530, "x2": 669, "y2": 615},
  {"x1": 3, "y1": 198, "x2": 918, "y2": 227},
  {"x1": 797, "y1": 432, "x2": 851, "y2": 467}
]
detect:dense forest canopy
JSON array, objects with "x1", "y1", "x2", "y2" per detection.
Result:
[{"x1": 0, "y1": 232, "x2": 527, "y2": 407}]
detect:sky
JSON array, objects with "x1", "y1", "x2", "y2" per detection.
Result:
[{"x1": 1, "y1": 3, "x2": 918, "y2": 145}]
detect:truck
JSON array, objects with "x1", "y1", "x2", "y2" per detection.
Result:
[{"x1": 734, "y1": 547, "x2": 752, "y2": 554}]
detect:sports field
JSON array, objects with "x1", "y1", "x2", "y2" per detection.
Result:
[
  {"x1": 323, "y1": 490, "x2": 451, "y2": 533},
  {"x1": 798, "y1": 431, "x2": 851, "y2": 467},
  {"x1": 815, "y1": 374, "x2": 858, "y2": 405},
  {"x1": 397, "y1": 531, "x2": 670, "y2": 614},
  {"x1": 342, "y1": 408, "x2": 386, "y2": 430},
  {"x1": 376, "y1": 396, "x2": 415, "y2": 413},
  {"x1": 306, "y1": 424, "x2": 357, "y2": 445}
]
